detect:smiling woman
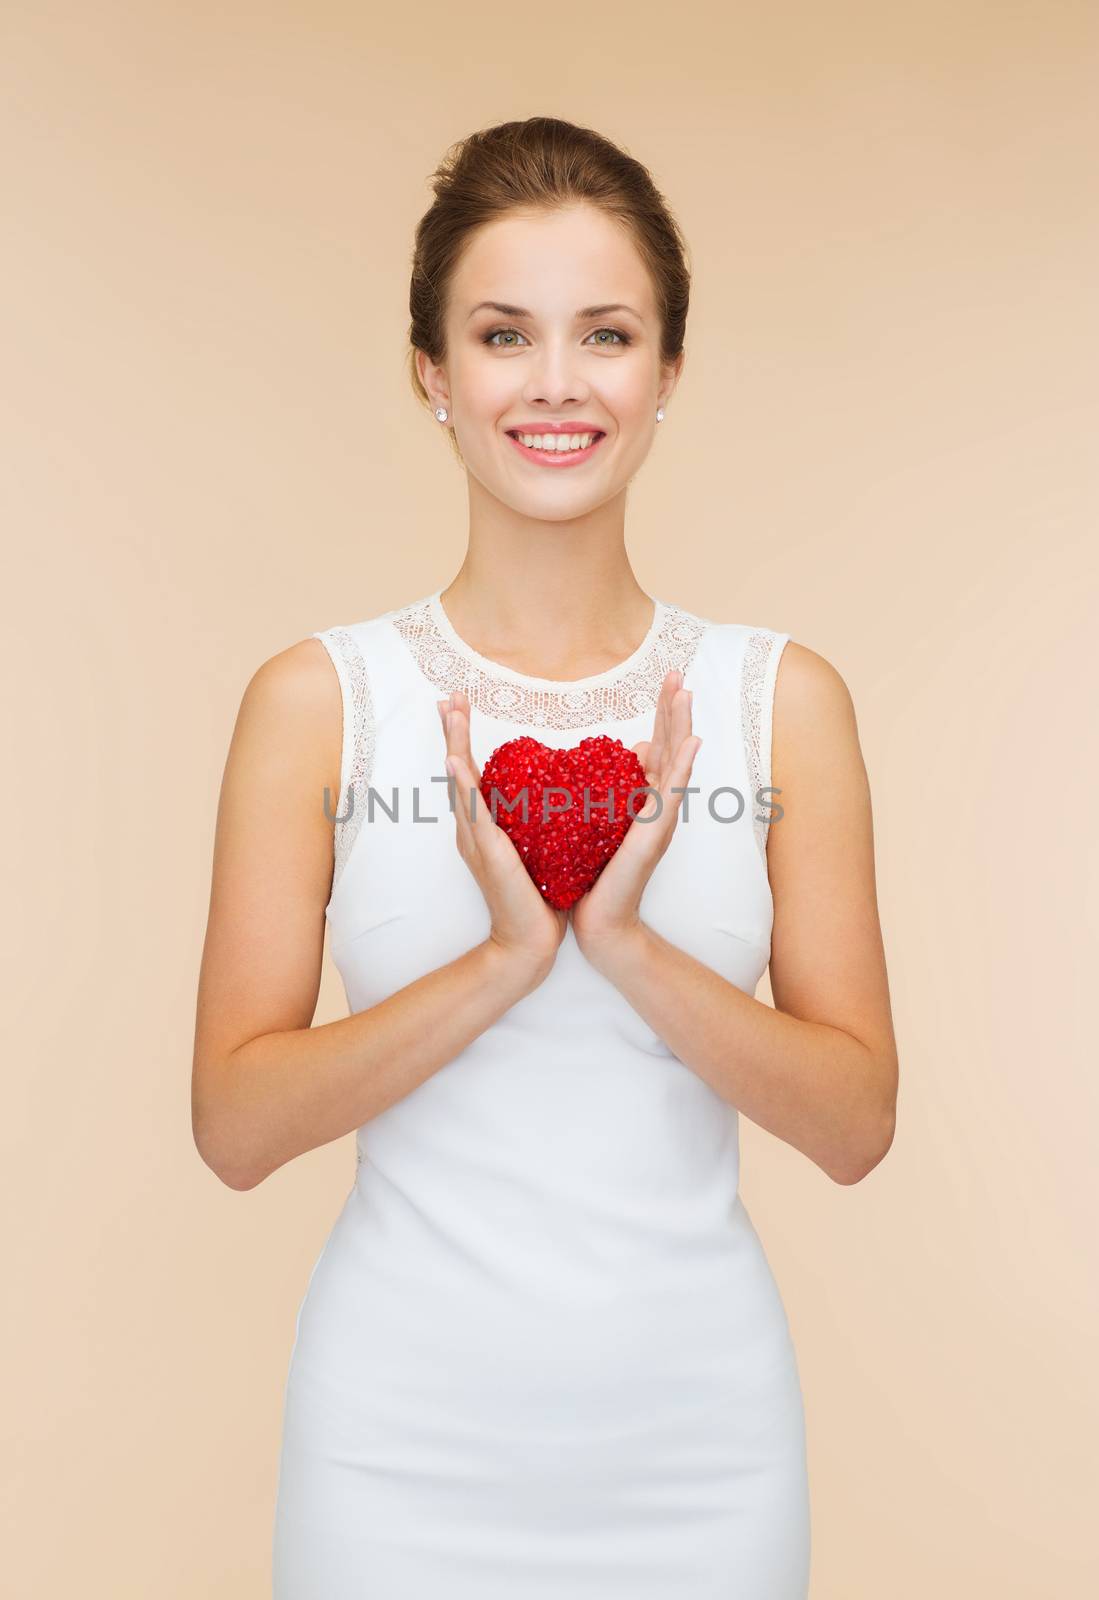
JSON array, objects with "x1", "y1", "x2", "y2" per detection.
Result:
[
  {"x1": 192, "y1": 113, "x2": 897, "y2": 1600},
  {"x1": 414, "y1": 199, "x2": 680, "y2": 505},
  {"x1": 408, "y1": 121, "x2": 688, "y2": 484}
]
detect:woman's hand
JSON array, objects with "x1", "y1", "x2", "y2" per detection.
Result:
[
  {"x1": 438, "y1": 689, "x2": 569, "y2": 983},
  {"x1": 569, "y1": 669, "x2": 701, "y2": 965}
]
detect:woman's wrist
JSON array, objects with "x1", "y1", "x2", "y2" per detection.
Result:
[
  {"x1": 575, "y1": 916, "x2": 650, "y2": 981},
  {"x1": 480, "y1": 933, "x2": 554, "y2": 998}
]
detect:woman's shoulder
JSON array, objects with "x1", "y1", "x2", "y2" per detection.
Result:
[
  {"x1": 770, "y1": 637, "x2": 855, "y2": 721},
  {"x1": 212, "y1": 637, "x2": 343, "y2": 871},
  {"x1": 767, "y1": 637, "x2": 863, "y2": 802},
  {"x1": 247, "y1": 634, "x2": 343, "y2": 717}
]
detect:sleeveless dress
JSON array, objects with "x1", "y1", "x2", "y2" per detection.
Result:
[{"x1": 271, "y1": 587, "x2": 810, "y2": 1598}]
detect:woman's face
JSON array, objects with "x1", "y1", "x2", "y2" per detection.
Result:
[{"x1": 422, "y1": 204, "x2": 682, "y2": 520}]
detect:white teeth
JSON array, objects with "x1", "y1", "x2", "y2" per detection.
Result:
[{"x1": 515, "y1": 432, "x2": 597, "y2": 451}]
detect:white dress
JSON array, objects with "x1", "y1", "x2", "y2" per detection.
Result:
[{"x1": 271, "y1": 588, "x2": 810, "y2": 1598}]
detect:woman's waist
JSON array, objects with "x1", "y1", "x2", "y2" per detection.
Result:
[
  {"x1": 297, "y1": 1188, "x2": 796, "y2": 1410},
  {"x1": 356, "y1": 1135, "x2": 742, "y2": 1271},
  {"x1": 331, "y1": 1169, "x2": 780, "y2": 1316}
]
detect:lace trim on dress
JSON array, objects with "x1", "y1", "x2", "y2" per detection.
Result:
[
  {"x1": 741, "y1": 629, "x2": 784, "y2": 864},
  {"x1": 313, "y1": 626, "x2": 376, "y2": 890},
  {"x1": 390, "y1": 596, "x2": 713, "y2": 729}
]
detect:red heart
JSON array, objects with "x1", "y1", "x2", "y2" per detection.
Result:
[{"x1": 479, "y1": 735, "x2": 650, "y2": 910}]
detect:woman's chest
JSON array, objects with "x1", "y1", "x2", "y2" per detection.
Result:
[{"x1": 324, "y1": 680, "x2": 776, "y2": 1012}]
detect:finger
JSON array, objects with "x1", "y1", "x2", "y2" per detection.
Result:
[
  {"x1": 652, "y1": 682, "x2": 690, "y2": 786},
  {"x1": 662, "y1": 731, "x2": 702, "y2": 808},
  {"x1": 642, "y1": 726, "x2": 701, "y2": 825},
  {"x1": 436, "y1": 696, "x2": 451, "y2": 746},
  {"x1": 437, "y1": 692, "x2": 457, "y2": 745},
  {"x1": 439, "y1": 694, "x2": 460, "y2": 759},
  {"x1": 656, "y1": 669, "x2": 677, "y2": 751},
  {"x1": 438, "y1": 697, "x2": 470, "y2": 792},
  {"x1": 450, "y1": 747, "x2": 500, "y2": 841},
  {"x1": 446, "y1": 689, "x2": 482, "y2": 788},
  {"x1": 646, "y1": 670, "x2": 678, "y2": 777},
  {"x1": 668, "y1": 685, "x2": 693, "y2": 768},
  {"x1": 445, "y1": 751, "x2": 479, "y2": 849}
]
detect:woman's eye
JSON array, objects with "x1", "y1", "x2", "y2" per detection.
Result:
[{"x1": 481, "y1": 326, "x2": 631, "y2": 349}]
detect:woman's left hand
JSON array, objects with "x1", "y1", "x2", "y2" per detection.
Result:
[{"x1": 569, "y1": 669, "x2": 701, "y2": 964}]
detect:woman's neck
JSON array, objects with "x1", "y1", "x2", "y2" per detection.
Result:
[{"x1": 437, "y1": 563, "x2": 656, "y2": 683}]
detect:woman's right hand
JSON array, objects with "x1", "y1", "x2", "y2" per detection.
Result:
[{"x1": 438, "y1": 689, "x2": 568, "y2": 982}]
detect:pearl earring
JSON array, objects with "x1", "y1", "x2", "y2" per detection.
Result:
[
  {"x1": 656, "y1": 407, "x2": 665, "y2": 422},
  {"x1": 435, "y1": 406, "x2": 448, "y2": 423}
]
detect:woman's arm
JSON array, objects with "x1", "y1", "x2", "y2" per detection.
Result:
[
  {"x1": 191, "y1": 641, "x2": 550, "y2": 1192},
  {"x1": 578, "y1": 643, "x2": 898, "y2": 1186}
]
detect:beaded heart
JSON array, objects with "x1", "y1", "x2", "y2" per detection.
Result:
[{"x1": 479, "y1": 735, "x2": 650, "y2": 910}]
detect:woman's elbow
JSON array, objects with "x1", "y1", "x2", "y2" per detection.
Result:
[
  {"x1": 193, "y1": 1119, "x2": 262, "y2": 1191},
  {"x1": 829, "y1": 1103, "x2": 896, "y2": 1186},
  {"x1": 192, "y1": 1070, "x2": 265, "y2": 1191}
]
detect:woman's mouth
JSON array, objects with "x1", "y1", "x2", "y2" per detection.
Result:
[{"x1": 505, "y1": 429, "x2": 607, "y2": 467}]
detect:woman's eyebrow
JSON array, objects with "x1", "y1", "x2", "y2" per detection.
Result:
[{"x1": 466, "y1": 300, "x2": 644, "y2": 322}]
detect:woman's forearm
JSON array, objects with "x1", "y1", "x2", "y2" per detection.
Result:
[
  {"x1": 583, "y1": 922, "x2": 895, "y2": 1185},
  {"x1": 195, "y1": 939, "x2": 546, "y2": 1191}
]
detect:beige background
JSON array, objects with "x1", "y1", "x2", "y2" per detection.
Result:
[{"x1": 5, "y1": 2, "x2": 1097, "y2": 1594}]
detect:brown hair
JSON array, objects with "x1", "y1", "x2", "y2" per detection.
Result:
[{"x1": 408, "y1": 116, "x2": 692, "y2": 462}]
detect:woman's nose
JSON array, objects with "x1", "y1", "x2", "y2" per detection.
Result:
[{"x1": 523, "y1": 342, "x2": 589, "y2": 407}]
